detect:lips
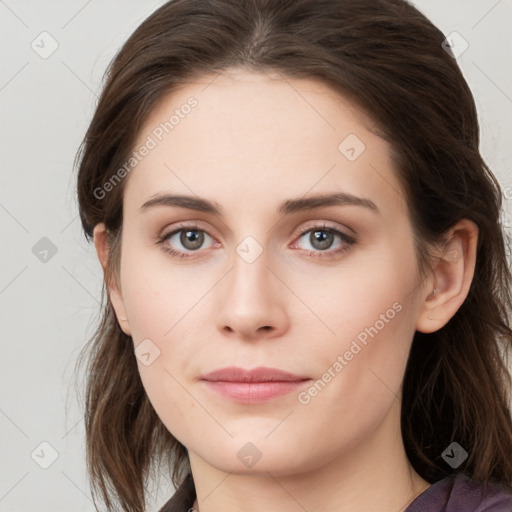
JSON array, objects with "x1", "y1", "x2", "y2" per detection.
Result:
[
  {"x1": 201, "y1": 366, "x2": 309, "y2": 382},
  {"x1": 200, "y1": 366, "x2": 311, "y2": 403}
]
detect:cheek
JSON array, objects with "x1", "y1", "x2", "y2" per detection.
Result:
[
  {"x1": 119, "y1": 243, "x2": 212, "y2": 343},
  {"x1": 299, "y1": 241, "x2": 420, "y2": 414},
  {"x1": 137, "y1": 359, "x2": 203, "y2": 449},
  {"x1": 291, "y1": 269, "x2": 418, "y2": 455},
  {"x1": 118, "y1": 247, "x2": 207, "y2": 444},
  {"x1": 307, "y1": 244, "x2": 419, "y2": 355}
]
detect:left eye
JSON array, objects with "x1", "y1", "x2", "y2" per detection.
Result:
[{"x1": 293, "y1": 226, "x2": 356, "y2": 255}]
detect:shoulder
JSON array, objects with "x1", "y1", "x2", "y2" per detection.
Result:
[{"x1": 407, "y1": 473, "x2": 512, "y2": 512}]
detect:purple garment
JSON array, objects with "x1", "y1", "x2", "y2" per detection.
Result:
[
  {"x1": 159, "y1": 472, "x2": 512, "y2": 512},
  {"x1": 405, "y1": 474, "x2": 512, "y2": 511}
]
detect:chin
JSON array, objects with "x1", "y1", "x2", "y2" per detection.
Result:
[{"x1": 188, "y1": 434, "x2": 323, "y2": 477}]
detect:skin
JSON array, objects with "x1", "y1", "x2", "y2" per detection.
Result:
[{"x1": 94, "y1": 67, "x2": 478, "y2": 512}]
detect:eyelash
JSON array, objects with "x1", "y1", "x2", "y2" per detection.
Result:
[{"x1": 156, "y1": 222, "x2": 357, "y2": 260}]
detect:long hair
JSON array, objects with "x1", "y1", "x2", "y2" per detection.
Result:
[{"x1": 74, "y1": 1, "x2": 512, "y2": 511}]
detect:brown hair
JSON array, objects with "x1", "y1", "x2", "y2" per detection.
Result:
[{"x1": 74, "y1": 0, "x2": 512, "y2": 511}]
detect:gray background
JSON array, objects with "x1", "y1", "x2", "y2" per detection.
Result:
[{"x1": 1, "y1": 1, "x2": 511, "y2": 511}]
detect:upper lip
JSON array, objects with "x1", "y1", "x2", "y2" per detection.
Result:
[{"x1": 201, "y1": 366, "x2": 310, "y2": 383}]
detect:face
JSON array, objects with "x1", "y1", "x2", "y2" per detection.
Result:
[{"x1": 107, "y1": 67, "x2": 430, "y2": 476}]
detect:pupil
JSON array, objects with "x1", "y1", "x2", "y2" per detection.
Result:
[
  {"x1": 312, "y1": 230, "x2": 333, "y2": 250},
  {"x1": 181, "y1": 230, "x2": 203, "y2": 250}
]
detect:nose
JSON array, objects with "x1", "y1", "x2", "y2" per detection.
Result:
[{"x1": 214, "y1": 244, "x2": 290, "y2": 341}]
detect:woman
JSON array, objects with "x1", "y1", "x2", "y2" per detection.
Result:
[{"x1": 74, "y1": 0, "x2": 512, "y2": 510}]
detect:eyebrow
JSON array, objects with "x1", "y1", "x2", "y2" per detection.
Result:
[{"x1": 139, "y1": 192, "x2": 379, "y2": 216}]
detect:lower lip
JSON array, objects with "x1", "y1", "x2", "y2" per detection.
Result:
[{"x1": 202, "y1": 380, "x2": 311, "y2": 404}]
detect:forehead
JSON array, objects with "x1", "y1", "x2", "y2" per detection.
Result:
[{"x1": 124, "y1": 68, "x2": 405, "y2": 215}]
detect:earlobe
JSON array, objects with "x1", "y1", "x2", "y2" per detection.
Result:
[
  {"x1": 92, "y1": 223, "x2": 132, "y2": 336},
  {"x1": 416, "y1": 219, "x2": 479, "y2": 334}
]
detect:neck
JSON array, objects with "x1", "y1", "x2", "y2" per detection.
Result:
[{"x1": 188, "y1": 401, "x2": 430, "y2": 512}]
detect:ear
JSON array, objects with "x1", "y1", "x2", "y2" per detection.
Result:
[
  {"x1": 93, "y1": 223, "x2": 132, "y2": 336},
  {"x1": 416, "y1": 219, "x2": 479, "y2": 333}
]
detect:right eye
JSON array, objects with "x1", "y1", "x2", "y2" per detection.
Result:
[{"x1": 157, "y1": 224, "x2": 217, "y2": 259}]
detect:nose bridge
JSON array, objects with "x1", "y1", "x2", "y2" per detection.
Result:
[
  {"x1": 214, "y1": 233, "x2": 288, "y2": 337},
  {"x1": 229, "y1": 234, "x2": 272, "y2": 305}
]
